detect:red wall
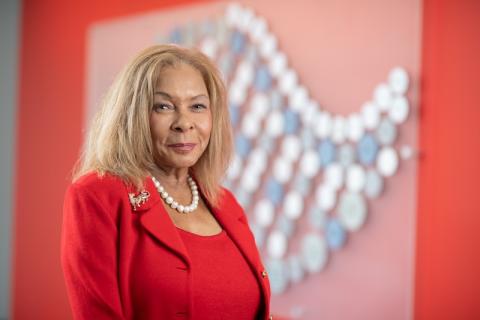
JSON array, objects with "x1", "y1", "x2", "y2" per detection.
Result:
[
  {"x1": 415, "y1": 0, "x2": 480, "y2": 319},
  {"x1": 13, "y1": 1, "x2": 207, "y2": 319},
  {"x1": 12, "y1": 0, "x2": 480, "y2": 319}
]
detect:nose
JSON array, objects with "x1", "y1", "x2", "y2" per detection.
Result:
[{"x1": 171, "y1": 110, "x2": 194, "y2": 132}]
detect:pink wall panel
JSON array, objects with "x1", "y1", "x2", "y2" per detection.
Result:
[{"x1": 86, "y1": 1, "x2": 421, "y2": 318}]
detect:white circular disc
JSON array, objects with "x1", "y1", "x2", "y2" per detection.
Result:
[
  {"x1": 254, "y1": 199, "x2": 275, "y2": 227},
  {"x1": 325, "y1": 163, "x2": 344, "y2": 191},
  {"x1": 289, "y1": 86, "x2": 308, "y2": 112},
  {"x1": 338, "y1": 144, "x2": 356, "y2": 167},
  {"x1": 315, "y1": 184, "x2": 337, "y2": 211},
  {"x1": 376, "y1": 118, "x2": 397, "y2": 146},
  {"x1": 273, "y1": 157, "x2": 292, "y2": 184},
  {"x1": 248, "y1": 148, "x2": 267, "y2": 174},
  {"x1": 314, "y1": 111, "x2": 333, "y2": 139},
  {"x1": 288, "y1": 255, "x2": 304, "y2": 284},
  {"x1": 240, "y1": 171, "x2": 260, "y2": 192},
  {"x1": 200, "y1": 37, "x2": 218, "y2": 59},
  {"x1": 374, "y1": 83, "x2": 393, "y2": 112},
  {"x1": 250, "y1": 93, "x2": 270, "y2": 120},
  {"x1": 269, "y1": 51, "x2": 287, "y2": 77},
  {"x1": 281, "y1": 135, "x2": 302, "y2": 162},
  {"x1": 269, "y1": 90, "x2": 283, "y2": 109},
  {"x1": 388, "y1": 67, "x2": 409, "y2": 94},
  {"x1": 364, "y1": 169, "x2": 384, "y2": 198},
  {"x1": 389, "y1": 96, "x2": 410, "y2": 124},
  {"x1": 361, "y1": 101, "x2": 381, "y2": 130},
  {"x1": 241, "y1": 114, "x2": 260, "y2": 138},
  {"x1": 267, "y1": 230, "x2": 288, "y2": 259},
  {"x1": 400, "y1": 145, "x2": 414, "y2": 159},
  {"x1": 227, "y1": 154, "x2": 242, "y2": 180},
  {"x1": 265, "y1": 258, "x2": 288, "y2": 294},
  {"x1": 376, "y1": 147, "x2": 399, "y2": 177},
  {"x1": 250, "y1": 16, "x2": 267, "y2": 42},
  {"x1": 332, "y1": 115, "x2": 347, "y2": 144},
  {"x1": 265, "y1": 111, "x2": 284, "y2": 137},
  {"x1": 225, "y1": 3, "x2": 242, "y2": 27},
  {"x1": 279, "y1": 69, "x2": 298, "y2": 95},
  {"x1": 300, "y1": 149, "x2": 320, "y2": 178},
  {"x1": 346, "y1": 164, "x2": 366, "y2": 192},
  {"x1": 301, "y1": 100, "x2": 320, "y2": 127},
  {"x1": 309, "y1": 206, "x2": 327, "y2": 229},
  {"x1": 276, "y1": 215, "x2": 294, "y2": 237},
  {"x1": 301, "y1": 127, "x2": 316, "y2": 149},
  {"x1": 259, "y1": 33, "x2": 278, "y2": 59},
  {"x1": 301, "y1": 233, "x2": 328, "y2": 273},
  {"x1": 228, "y1": 81, "x2": 247, "y2": 105},
  {"x1": 338, "y1": 192, "x2": 367, "y2": 231},
  {"x1": 347, "y1": 113, "x2": 365, "y2": 142},
  {"x1": 283, "y1": 191, "x2": 304, "y2": 220},
  {"x1": 237, "y1": 7, "x2": 254, "y2": 32},
  {"x1": 294, "y1": 173, "x2": 311, "y2": 196},
  {"x1": 236, "y1": 60, "x2": 254, "y2": 86}
]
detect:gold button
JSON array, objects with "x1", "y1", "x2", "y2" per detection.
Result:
[
  {"x1": 261, "y1": 270, "x2": 268, "y2": 278},
  {"x1": 269, "y1": 315, "x2": 273, "y2": 320}
]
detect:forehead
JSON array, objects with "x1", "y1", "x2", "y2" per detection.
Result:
[{"x1": 155, "y1": 63, "x2": 208, "y2": 95}]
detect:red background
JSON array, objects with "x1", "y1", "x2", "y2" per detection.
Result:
[
  {"x1": 415, "y1": 0, "x2": 480, "y2": 318},
  {"x1": 12, "y1": 0, "x2": 480, "y2": 319}
]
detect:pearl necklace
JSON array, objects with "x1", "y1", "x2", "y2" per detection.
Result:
[{"x1": 151, "y1": 175, "x2": 199, "y2": 213}]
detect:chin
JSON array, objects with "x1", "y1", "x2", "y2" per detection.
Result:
[{"x1": 170, "y1": 155, "x2": 201, "y2": 169}]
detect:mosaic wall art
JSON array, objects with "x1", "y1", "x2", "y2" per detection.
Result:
[{"x1": 156, "y1": 3, "x2": 414, "y2": 294}]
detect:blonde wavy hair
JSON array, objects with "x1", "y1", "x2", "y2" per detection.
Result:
[{"x1": 74, "y1": 44, "x2": 233, "y2": 206}]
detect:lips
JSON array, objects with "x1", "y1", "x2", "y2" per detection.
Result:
[{"x1": 167, "y1": 143, "x2": 196, "y2": 152}]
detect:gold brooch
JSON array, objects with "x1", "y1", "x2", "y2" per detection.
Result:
[{"x1": 129, "y1": 190, "x2": 150, "y2": 211}]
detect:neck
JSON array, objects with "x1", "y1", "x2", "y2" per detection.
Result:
[{"x1": 151, "y1": 166, "x2": 190, "y2": 188}]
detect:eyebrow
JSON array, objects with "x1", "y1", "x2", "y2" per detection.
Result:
[{"x1": 154, "y1": 91, "x2": 209, "y2": 100}]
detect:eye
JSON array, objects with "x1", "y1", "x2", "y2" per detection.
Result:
[
  {"x1": 191, "y1": 104, "x2": 208, "y2": 112},
  {"x1": 153, "y1": 103, "x2": 173, "y2": 112}
]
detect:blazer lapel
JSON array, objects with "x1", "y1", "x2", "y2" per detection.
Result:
[
  {"x1": 207, "y1": 190, "x2": 271, "y2": 311},
  {"x1": 211, "y1": 203, "x2": 261, "y2": 271},
  {"x1": 127, "y1": 178, "x2": 191, "y2": 266}
]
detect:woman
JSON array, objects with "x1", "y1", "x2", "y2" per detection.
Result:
[{"x1": 61, "y1": 44, "x2": 271, "y2": 319}]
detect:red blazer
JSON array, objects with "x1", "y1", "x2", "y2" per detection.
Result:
[{"x1": 61, "y1": 173, "x2": 271, "y2": 319}]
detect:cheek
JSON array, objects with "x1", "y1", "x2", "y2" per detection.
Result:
[
  {"x1": 150, "y1": 113, "x2": 170, "y2": 140},
  {"x1": 199, "y1": 114, "x2": 213, "y2": 139},
  {"x1": 150, "y1": 118, "x2": 168, "y2": 143}
]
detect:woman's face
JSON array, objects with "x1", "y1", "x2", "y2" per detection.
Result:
[{"x1": 150, "y1": 63, "x2": 212, "y2": 172}]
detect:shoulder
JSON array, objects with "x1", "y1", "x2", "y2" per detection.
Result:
[
  {"x1": 217, "y1": 187, "x2": 246, "y2": 220},
  {"x1": 217, "y1": 187, "x2": 238, "y2": 206},
  {"x1": 71, "y1": 172, "x2": 126, "y2": 192},
  {"x1": 65, "y1": 172, "x2": 130, "y2": 210}
]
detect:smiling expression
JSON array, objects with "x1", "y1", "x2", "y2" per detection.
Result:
[{"x1": 150, "y1": 63, "x2": 212, "y2": 171}]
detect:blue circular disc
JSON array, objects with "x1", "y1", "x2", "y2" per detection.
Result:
[
  {"x1": 235, "y1": 134, "x2": 251, "y2": 158},
  {"x1": 266, "y1": 178, "x2": 284, "y2": 206},
  {"x1": 231, "y1": 30, "x2": 246, "y2": 54},
  {"x1": 284, "y1": 110, "x2": 300, "y2": 134},
  {"x1": 254, "y1": 64, "x2": 272, "y2": 91},
  {"x1": 318, "y1": 139, "x2": 336, "y2": 166},
  {"x1": 326, "y1": 219, "x2": 347, "y2": 250},
  {"x1": 357, "y1": 133, "x2": 379, "y2": 166}
]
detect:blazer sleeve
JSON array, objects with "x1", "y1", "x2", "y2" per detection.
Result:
[{"x1": 61, "y1": 184, "x2": 126, "y2": 320}]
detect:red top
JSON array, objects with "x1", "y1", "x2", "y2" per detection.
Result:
[{"x1": 177, "y1": 227, "x2": 261, "y2": 319}]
